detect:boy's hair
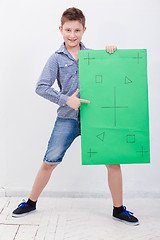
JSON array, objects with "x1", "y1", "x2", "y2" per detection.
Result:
[{"x1": 61, "y1": 7, "x2": 85, "y2": 28}]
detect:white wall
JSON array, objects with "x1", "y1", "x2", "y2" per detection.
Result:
[{"x1": 0, "y1": 0, "x2": 160, "y2": 198}]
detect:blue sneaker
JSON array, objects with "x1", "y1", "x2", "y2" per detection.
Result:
[
  {"x1": 112, "y1": 206, "x2": 139, "y2": 226},
  {"x1": 12, "y1": 200, "x2": 36, "y2": 217}
]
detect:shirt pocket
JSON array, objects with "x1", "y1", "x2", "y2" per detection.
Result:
[
  {"x1": 59, "y1": 60, "x2": 75, "y2": 75},
  {"x1": 59, "y1": 60, "x2": 74, "y2": 68},
  {"x1": 58, "y1": 60, "x2": 76, "y2": 87}
]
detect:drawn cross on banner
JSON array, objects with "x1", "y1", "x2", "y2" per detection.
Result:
[
  {"x1": 136, "y1": 146, "x2": 148, "y2": 157},
  {"x1": 102, "y1": 87, "x2": 128, "y2": 127},
  {"x1": 87, "y1": 148, "x2": 97, "y2": 158},
  {"x1": 132, "y1": 52, "x2": 143, "y2": 64},
  {"x1": 84, "y1": 53, "x2": 96, "y2": 65}
]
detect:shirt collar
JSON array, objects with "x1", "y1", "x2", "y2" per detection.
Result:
[{"x1": 55, "y1": 41, "x2": 87, "y2": 54}]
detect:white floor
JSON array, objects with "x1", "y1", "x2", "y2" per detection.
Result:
[{"x1": 0, "y1": 197, "x2": 160, "y2": 240}]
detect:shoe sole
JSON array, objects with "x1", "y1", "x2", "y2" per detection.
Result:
[
  {"x1": 12, "y1": 209, "x2": 36, "y2": 218},
  {"x1": 112, "y1": 216, "x2": 140, "y2": 226}
]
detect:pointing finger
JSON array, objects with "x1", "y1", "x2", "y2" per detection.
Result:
[{"x1": 79, "y1": 99, "x2": 90, "y2": 103}]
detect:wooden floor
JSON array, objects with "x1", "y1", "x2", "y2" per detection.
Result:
[{"x1": 0, "y1": 197, "x2": 160, "y2": 239}]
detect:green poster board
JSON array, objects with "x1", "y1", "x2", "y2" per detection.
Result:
[{"x1": 78, "y1": 49, "x2": 150, "y2": 165}]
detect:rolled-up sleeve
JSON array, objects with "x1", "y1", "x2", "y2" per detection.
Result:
[{"x1": 35, "y1": 53, "x2": 69, "y2": 106}]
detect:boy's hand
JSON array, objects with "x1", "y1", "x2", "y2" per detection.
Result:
[
  {"x1": 106, "y1": 45, "x2": 117, "y2": 54},
  {"x1": 66, "y1": 89, "x2": 90, "y2": 110}
]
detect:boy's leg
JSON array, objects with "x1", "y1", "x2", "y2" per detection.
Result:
[
  {"x1": 105, "y1": 164, "x2": 139, "y2": 225},
  {"x1": 29, "y1": 116, "x2": 81, "y2": 201},
  {"x1": 12, "y1": 117, "x2": 80, "y2": 217},
  {"x1": 12, "y1": 163, "x2": 58, "y2": 217},
  {"x1": 29, "y1": 162, "x2": 58, "y2": 201},
  {"x1": 105, "y1": 164, "x2": 123, "y2": 207}
]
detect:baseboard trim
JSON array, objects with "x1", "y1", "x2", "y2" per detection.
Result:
[
  {"x1": 0, "y1": 188, "x2": 6, "y2": 197},
  {"x1": 3, "y1": 190, "x2": 160, "y2": 198}
]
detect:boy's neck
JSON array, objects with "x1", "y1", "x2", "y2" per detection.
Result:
[{"x1": 64, "y1": 42, "x2": 81, "y2": 53}]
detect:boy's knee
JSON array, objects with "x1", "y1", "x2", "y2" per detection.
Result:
[
  {"x1": 105, "y1": 164, "x2": 120, "y2": 170},
  {"x1": 42, "y1": 162, "x2": 58, "y2": 171}
]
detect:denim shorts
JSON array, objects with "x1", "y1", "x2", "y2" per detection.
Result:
[{"x1": 43, "y1": 111, "x2": 81, "y2": 165}]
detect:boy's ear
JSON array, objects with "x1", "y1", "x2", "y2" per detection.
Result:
[
  {"x1": 83, "y1": 27, "x2": 86, "y2": 33},
  {"x1": 59, "y1": 26, "x2": 62, "y2": 32}
]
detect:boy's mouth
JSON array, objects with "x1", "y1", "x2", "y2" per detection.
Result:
[{"x1": 68, "y1": 39, "x2": 77, "y2": 42}]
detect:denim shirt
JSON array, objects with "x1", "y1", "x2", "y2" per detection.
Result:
[{"x1": 35, "y1": 41, "x2": 90, "y2": 121}]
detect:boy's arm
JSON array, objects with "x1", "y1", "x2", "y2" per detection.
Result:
[{"x1": 35, "y1": 54, "x2": 69, "y2": 106}]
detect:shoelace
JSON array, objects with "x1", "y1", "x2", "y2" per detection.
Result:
[
  {"x1": 18, "y1": 200, "x2": 28, "y2": 208},
  {"x1": 121, "y1": 206, "x2": 133, "y2": 217}
]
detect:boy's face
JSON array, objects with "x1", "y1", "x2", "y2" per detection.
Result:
[{"x1": 59, "y1": 20, "x2": 86, "y2": 49}]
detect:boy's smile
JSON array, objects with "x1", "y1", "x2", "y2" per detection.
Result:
[{"x1": 59, "y1": 20, "x2": 86, "y2": 51}]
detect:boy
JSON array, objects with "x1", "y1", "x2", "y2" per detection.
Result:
[{"x1": 12, "y1": 7, "x2": 139, "y2": 226}]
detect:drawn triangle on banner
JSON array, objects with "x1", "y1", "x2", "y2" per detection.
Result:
[
  {"x1": 125, "y1": 76, "x2": 133, "y2": 84},
  {"x1": 96, "y1": 132, "x2": 105, "y2": 142}
]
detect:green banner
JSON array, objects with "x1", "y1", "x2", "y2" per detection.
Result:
[{"x1": 78, "y1": 49, "x2": 150, "y2": 165}]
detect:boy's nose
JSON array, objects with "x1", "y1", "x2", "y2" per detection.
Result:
[{"x1": 70, "y1": 32, "x2": 75, "y2": 37}]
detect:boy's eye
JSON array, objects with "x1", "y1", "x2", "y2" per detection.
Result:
[{"x1": 65, "y1": 29, "x2": 80, "y2": 32}]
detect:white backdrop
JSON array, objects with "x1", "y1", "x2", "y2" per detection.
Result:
[{"x1": 0, "y1": 0, "x2": 160, "y2": 198}]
